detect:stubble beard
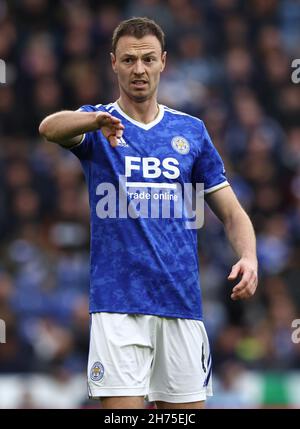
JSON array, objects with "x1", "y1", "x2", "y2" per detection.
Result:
[{"x1": 121, "y1": 82, "x2": 157, "y2": 103}]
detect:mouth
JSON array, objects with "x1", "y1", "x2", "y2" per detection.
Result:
[{"x1": 131, "y1": 80, "x2": 148, "y2": 88}]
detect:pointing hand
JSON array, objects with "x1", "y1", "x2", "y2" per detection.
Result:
[{"x1": 95, "y1": 112, "x2": 125, "y2": 147}]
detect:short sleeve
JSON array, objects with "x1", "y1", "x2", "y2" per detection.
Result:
[
  {"x1": 192, "y1": 122, "x2": 229, "y2": 194},
  {"x1": 69, "y1": 104, "x2": 99, "y2": 160}
]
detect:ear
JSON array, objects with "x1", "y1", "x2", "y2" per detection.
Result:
[
  {"x1": 161, "y1": 51, "x2": 167, "y2": 72},
  {"x1": 110, "y1": 52, "x2": 117, "y2": 73}
]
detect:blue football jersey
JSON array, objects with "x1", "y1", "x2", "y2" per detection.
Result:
[{"x1": 69, "y1": 102, "x2": 229, "y2": 320}]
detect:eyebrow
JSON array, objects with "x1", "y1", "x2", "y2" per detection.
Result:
[{"x1": 121, "y1": 51, "x2": 158, "y2": 59}]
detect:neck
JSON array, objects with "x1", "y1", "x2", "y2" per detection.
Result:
[{"x1": 117, "y1": 94, "x2": 159, "y2": 124}]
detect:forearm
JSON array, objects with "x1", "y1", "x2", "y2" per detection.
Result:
[
  {"x1": 224, "y1": 209, "x2": 257, "y2": 265},
  {"x1": 206, "y1": 186, "x2": 258, "y2": 299},
  {"x1": 39, "y1": 110, "x2": 99, "y2": 145}
]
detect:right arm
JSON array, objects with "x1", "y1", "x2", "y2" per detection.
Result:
[{"x1": 39, "y1": 110, "x2": 124, "y2": 147}]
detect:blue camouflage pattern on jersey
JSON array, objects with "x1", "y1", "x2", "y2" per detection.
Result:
[{"x1": 70, "y1": 103, "x2": 228, "y2": 320}]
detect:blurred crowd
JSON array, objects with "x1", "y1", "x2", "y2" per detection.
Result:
[{"x1": 0, "y1": 0, "x2": 300, "y2": 408}]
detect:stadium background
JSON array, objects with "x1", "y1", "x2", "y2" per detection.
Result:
[{"x1": 0, "y1": 0, "x2": 300, "y2": 409}]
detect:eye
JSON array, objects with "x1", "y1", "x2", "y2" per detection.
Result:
[
  {"x1": 123, "y1": 58, "x2": 133, "y2": 64},
  {"x1": 144, "y1": 57, "x2": 155, "y2": 63}
]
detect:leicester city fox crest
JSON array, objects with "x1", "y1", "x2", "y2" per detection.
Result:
[
  {"x1": 171, "y1": 136, "x2": 190, "y2": 155},
  {"x1": 90, "y1": 361, "x2": 104, "y2": 381}
]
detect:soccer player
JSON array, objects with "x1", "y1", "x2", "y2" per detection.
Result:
[{"x1": 39, "y1": 17, "x2": 258, "y2": 409}]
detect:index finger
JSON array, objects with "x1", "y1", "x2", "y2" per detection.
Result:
[{"x1": 110, "y1": 116, "x2": 124, "y2": 128}]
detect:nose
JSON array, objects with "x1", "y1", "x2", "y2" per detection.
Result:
[{"x1": 133, "y1": 59, "x2": 145, "y2": 75}]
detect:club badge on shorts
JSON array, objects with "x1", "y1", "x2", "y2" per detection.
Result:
[
  {"x1": 90, "y1": 361, "x2": 104, "y2": 382},
  {"x1": 171, "y1": 136, "x2": 190, "y2": 155}
]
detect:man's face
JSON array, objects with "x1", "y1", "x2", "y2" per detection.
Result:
[{"x1": 111, "y1": 35, "x2": 166, "y2": 103}]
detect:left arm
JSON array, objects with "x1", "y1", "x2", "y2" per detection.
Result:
[{"x1": 205, "y1": 185, "x2": 258, "y2": 300}]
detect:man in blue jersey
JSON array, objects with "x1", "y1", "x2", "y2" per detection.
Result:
[{"x1": 39, "y1": 17, "x2": 258, "y2": 409}]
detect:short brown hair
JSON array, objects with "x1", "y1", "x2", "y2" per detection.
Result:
[{"x1": 112, "y1": 17, "x2": 165, "y2": 54}]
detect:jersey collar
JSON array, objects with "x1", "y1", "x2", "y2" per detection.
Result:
[{"x1": 113, "y1": 101, "x2": 164, "y2": 130}]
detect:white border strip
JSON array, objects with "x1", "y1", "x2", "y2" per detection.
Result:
[
  {"x1": 69, "y1": 133, "x2": 86, "y2": 149},
  {"x1": 126, "y1": 182, "x2": 177, "y2": 189},
  {"x1": 204, "y1": 181, "x2": 230, "y2": 194}
]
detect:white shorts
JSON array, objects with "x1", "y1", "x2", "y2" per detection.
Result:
[{"x1": 87, "y1": 312, "x2": 213, "y2": 403}]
